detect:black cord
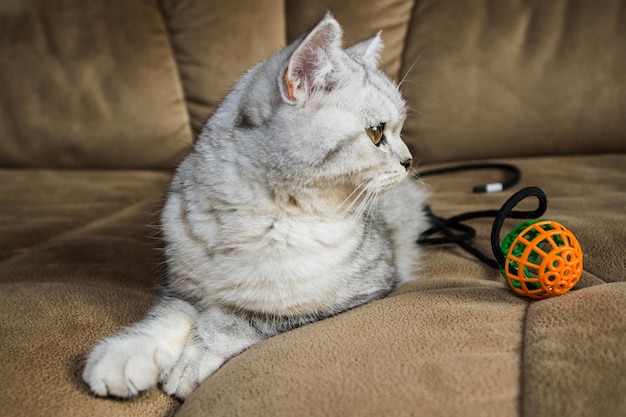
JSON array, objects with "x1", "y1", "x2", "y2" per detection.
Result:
[
  {"x1": 490, "y1": 186, "x2": 547, "y2": 267},
  {"x1": 415, "y1": 164, "x2": 548, "y2": 270},
  {"x1": 419, "y1": 206, "x2": 501, "y2": 269},
  {"x1": 415, "y1": 162, "x2": 521, "y2": 193}
]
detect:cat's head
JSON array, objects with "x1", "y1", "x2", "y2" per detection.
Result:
[{"x1": 221, "y1": 14, "x2": 412, "y2": 211}]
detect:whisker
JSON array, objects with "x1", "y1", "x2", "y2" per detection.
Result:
[
  {"x1": 337, "y1": 182, "x2": 370, "y2": 220},
  {"x1": 364, "y1": 190, "x2": 380, "y2": 228},
  {"x1": 343, "y1": 189, "x2": 370, "y2": 221},
  {"x1": 409, "y1": 168, "x2": 432, "y2": 189},
  {"x1": 398, "y1": 48, "x2": 425, "y2": 89},
  {"x1": 351, "y1": 189, "x2": 374, "y2": 223},
  {"x1": 335, "y1": 182, "x2": 367, "y2": 214},
  {"x1": 357, "y1": 186, "x2": 382, "y2": 226},
  {"x1": 406, "y1": 107, "x2": 425, "y2": 118}
]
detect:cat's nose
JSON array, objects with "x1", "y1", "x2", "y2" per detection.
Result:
[{"x1": 401, "y1": 158, "x2": 413, "y2": 171}]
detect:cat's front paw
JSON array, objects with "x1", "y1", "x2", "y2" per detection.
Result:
[
  {"x1": 83, "y1": 335, "x2": 181, "y2": 398},
  {"x1": 160, "y1": 340, "x2": 225, "y2": 399}
]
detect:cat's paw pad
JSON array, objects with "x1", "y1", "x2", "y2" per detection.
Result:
[
  {"x1": 83, "y1": 336, "x2": 179, "y2": 398},
  {"x1": 160, "y1": 342, "x2": 224, "y2": 399}
]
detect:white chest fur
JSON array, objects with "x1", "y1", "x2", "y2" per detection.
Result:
[{"x1": 162, "y1": 192, "x2": 373, "y2": 316}]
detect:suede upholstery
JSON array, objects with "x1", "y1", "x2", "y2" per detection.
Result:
[
  {"x1": 0, "y1": 0, "x2": 193, "y2": 169},
  {"x1": 1, "y1": 1, "x2": 625, "y2": 417},
  {"x1": 159, "y1": 0, "x2": 285, "y2": 137},
  {"x1": 401, "y1": 0, "x2": 626, "y2": 163}
]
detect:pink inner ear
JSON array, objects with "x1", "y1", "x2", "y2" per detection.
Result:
[
  {"x1": 284, "y1": 18, "x2": 342, "y2": 102},
  {"x1": 286, "y1": 44, "x2": 325, "y2": 100}
]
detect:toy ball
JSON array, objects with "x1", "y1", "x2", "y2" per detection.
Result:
[{"x1": 500, "y1": 220, "x2": 583, "y2": 300}]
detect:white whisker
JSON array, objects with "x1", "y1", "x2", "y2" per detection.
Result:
[
  {"x1": 335, "y1": 182, "x2": 366, "y2": 213},
  {"x1": 406, "y1": 107, "x2": 425, "y2": 118},
  {"x1": 409, "y1": 168, "x2": 431, "y2": 189},
  {"x1": 364, "y1": 191, "x2": 380, "y2": 230},
  {"x1": 398, "y1": 48, "x2": 425, "y2": 89},
  {"x1": 351, "y1": 189, "x2": 374, "y2": 223},
  {"x1": 336, "y1": 182, "x2": 371, "y2": 220}
]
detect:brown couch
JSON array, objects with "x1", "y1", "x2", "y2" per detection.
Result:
[{"x1": 2, "y1": 1, "x2": 625, "y2": 416}]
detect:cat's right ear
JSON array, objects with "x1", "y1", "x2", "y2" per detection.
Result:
[{"x1": 281, "y1": 14, "x2": 342, "y2": 103}]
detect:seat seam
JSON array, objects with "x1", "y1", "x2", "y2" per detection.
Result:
[{"x1": 518, "y1": 300, "x2": 531, "y2": 417}]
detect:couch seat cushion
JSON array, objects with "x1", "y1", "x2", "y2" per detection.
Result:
[
  {"x1": 1, "y1": 154, "x2": 624, "y2": 417},
  {"x1": 0, "y1": 169, "x2": 180, "y2": 417}
]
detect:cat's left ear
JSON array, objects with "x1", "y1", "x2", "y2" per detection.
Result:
[
  {"x1": 282, "y1": 14, "x2": 343, "y2": 103},
  {"x1": 346, "y1": 31, "x2": 384, "y2": 68}
]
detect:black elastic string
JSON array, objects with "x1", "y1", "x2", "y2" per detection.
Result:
[
  {"x1": 490, "y1": 186, "x2": 548, "y2": 267},
  {"x1": 420, "y1": 206, "x2": 476, "y2": 245},
  {"x1": 416, "y1": 162, "x2": 521, "y2": 193},
  {"x1": 415, "y1": 163, "x2": 548, "y2": 270}
]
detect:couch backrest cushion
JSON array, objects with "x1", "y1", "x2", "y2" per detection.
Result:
[
  {"x1": 0, "y1": 0, "x2": 193, "y2": 169},
  {"x1": 159, "y1": 0, "x2": 286, "y2": 138},
  {"x1": 286, "y1": 0, "x2": 415, "y2": 82},
  {"x1": 400, "y1": 0, "x2": 626, "y2": 164}
]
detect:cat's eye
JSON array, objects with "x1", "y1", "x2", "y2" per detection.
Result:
[{"x1": 366, "y1": 123, "x2": 385, "y2": 146}]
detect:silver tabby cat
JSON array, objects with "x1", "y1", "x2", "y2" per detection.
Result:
[{"x1": 83, "y1": 14, "x2": 428, "y2": 400}]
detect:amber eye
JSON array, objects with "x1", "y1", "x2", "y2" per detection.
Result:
[{"x1": 366, "y1": 123, "x2": 385, "y2": 146}]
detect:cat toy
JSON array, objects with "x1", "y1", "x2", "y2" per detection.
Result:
[
  {"x1": 417, "y1": 165, "x2": 583, "y2": 300},
  {"x1": 490, "y1": 187, "x2": 583, "y2": 300}
]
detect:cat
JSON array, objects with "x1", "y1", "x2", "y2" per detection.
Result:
[{"x1": 82, "y1": 13, "x2": 429, "y2": 400}]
